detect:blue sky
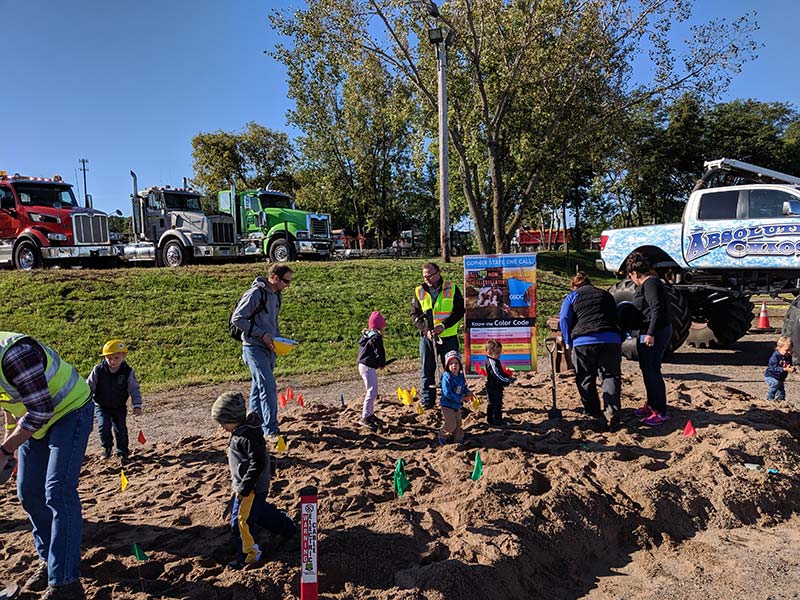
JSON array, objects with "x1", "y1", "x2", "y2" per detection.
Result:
[{"x1": 1, "y1": 0, "x2": 797, "y2": 216}]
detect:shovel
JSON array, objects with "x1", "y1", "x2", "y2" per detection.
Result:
[{"x1": 544, "y1": 338, "x2": 562, "y2": 420}]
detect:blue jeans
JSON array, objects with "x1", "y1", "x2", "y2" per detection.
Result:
[
  {"x1": 765, "y1": 376, "x2": 786, "y2": 401},
  {"x1": 637, "y1": 324, "x2": 672, "y2": 415},
  {"x1": 242, "y1": 344, "x2": 278, "y2": 435},
  {"x1": 94, "y1": 405, "x2": 129, "y2": 456},
  {"x1": 419, "y1": 335, "x2": 459, "y2": 407},
  {"x1": 16, "y1": 400, "x2": 93, "y2": 587}
]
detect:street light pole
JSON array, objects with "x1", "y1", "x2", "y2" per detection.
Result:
[
  {"x1": 435, "y1": 35, "x2": 450, "y2": 263},
  {"x1": 428, "y1": 19, "x2": 452, "y2": 263}
]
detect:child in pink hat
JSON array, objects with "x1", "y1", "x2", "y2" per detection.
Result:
[{"x1": 357, "y1": 311, "x2": 387, "y2": 431}]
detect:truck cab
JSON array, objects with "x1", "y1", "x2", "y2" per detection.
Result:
[
  {"x1": 120, "y1": 171, "x2": 237, "y2": 267},
  {"x1": 217, "y1": 185, "x2": 333, "y2": 262},
  {"x1": 0, "y1": 170, "x2": 114, "y2": 270},
  {"x1": 599, "y1": 158, "x2": 800, "y2": 291}
]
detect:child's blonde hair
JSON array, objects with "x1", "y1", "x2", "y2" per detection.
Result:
[
  {"x1": 777, "y1": 336, "x2": 793, "y2": 349},
  {"x1": 485, "y1": 339, "x2": 502, "y2": 354}
]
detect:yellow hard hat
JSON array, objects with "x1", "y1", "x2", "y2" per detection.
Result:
[{"x1": 101, "y1": 339, "x2": 128, "y2": 356}]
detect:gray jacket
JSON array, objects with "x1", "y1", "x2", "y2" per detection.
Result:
[{"x1": 231, "y1": 276, "x2": 282, "y2": 350}]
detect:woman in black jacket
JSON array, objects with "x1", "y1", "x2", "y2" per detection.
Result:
[{"x1": 626, "y1": 253, "x2": 673, "y2": 425}]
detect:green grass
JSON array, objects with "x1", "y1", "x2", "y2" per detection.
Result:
[{"x1": 0, "y1": 252, "x2": 615, "y2": 392}]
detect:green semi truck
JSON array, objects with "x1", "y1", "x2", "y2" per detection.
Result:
[{"x1": 217, "y1": 185, "x2": 333, "y2": 262}]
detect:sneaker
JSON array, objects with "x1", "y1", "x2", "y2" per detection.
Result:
[
  {"x1": 421, "y1": 400, "x2": 436, "y2": 410},
  {"x1": 641, "y1": 412, "x2": 669, "y2": 426},
  {"x1": 101, "y1": 448, "x2": 112, "y2": 460},
  {"x1": 40, "y1": 580, "x2": 85, "y2": 600},
  {"x1": 360, "y1": 418, "x2": 378, "y2": 431},
  {"x1": 437, "y1": 434, "x2": 447, "y2": 446},
  {"x1": 23, "y1": 561, "x2": 49, "y2": 592},
  {"x1": 633, "y1": 403, "x2": 653, "y2": 418}
]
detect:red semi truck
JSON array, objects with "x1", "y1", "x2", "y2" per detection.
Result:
[{"x1": 0, "y1": 170, "x2": 115, "y2": 270}]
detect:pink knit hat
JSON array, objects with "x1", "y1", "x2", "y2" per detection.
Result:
[{"x1": 369, "y1": 311, "x2": 386, "y2": 330}]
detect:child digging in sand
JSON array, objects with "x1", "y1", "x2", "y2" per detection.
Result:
[
  {"x1": 438, "y1": 351, "x2": 473, "y2": 445},
  {"x1": 765, "y1": 336, "x2": 795, "y2": 401},
  {"x1": 357, "y1": 311, "x2": 387, "y2": 431},
  {"x1": 211, "y1": 391, "x2": 298, "y2": 568},
  {"x1": 484, "y1": 339, "x2": 515, "y2": 427}
]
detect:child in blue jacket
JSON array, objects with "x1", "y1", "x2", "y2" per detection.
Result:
[
  {"x1": 439, "y1": 351, "x2": 472, "y2": 445},
  {"x1": 765, "y1": 336, "x2": 795, "y2": 401}
]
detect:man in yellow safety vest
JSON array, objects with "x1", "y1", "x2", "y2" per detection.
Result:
[
  {"x1": 410, "y1": 263, "x2": 465, "y2": 409},
  {"x1": 0, "y1": 332, "x2": 93, "y2": 600}
]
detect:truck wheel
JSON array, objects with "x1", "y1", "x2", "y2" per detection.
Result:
[
  {"x1": 608, "y1": 279, "x2": 691, "y2": 360},
  {"x1": 13, "y1": 240, "x2": 42, "y2": 271},
  {"x1": 268, "y1": 237, "x2": 293, "y2": 263},
  {"x1": 160, "y1": 240, "x2": 188, "y2": 268},
  {"x1": 783, "y1": 296, "x2": 800, "y2": 364},
  {"x1": 706, "y1": 296, "x2": 754, "y2": 346}
]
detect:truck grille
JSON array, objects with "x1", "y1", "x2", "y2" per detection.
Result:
[
  {"x1": 72, "y1": 214, "x2": 109, "y2": 245},
  {"x1": 212, "y1": 221, "x2": 235, "y2": 244},
  {"x1": 309, "y1": 216, "x2": 330, "y2": 238}
]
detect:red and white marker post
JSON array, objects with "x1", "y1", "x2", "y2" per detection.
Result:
[{"x1": 300, "y1": 486, "x2": 318, "y2": 600}]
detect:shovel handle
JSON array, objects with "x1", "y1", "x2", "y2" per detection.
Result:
[{"x1": 544, "y1": 337, "x2": 557, "y2": 355}]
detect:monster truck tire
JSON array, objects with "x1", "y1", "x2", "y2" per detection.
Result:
[
  {"x1": 608, "y1": 279, "x2": 691, "y2": 361},
  {"x1": 782, "y1": 296, "x2": 800, "y2": 364},
  {"x1": 705, "y1": 296, "x2": 754, "y2": 347}
]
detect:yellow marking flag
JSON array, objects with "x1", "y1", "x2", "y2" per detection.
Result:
[
  {"x1": 471, "y1": 396, "x2": 480, "y2": 411},
  {"x1": 276, "y1": 435, "x2": 287, "y2": 453},
  {"x1": 120, "y1": 470, "x2": 129, "y2": 492},
  {"x1": 416, "y1": 402, "x2": 425, "y2": 415}
]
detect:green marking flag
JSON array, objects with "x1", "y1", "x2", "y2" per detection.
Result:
[
  {"x1": 393, "y1": 458, "x2": 410, "y2": 497},
  {"x1": 471, "y1": 450, "x2": 483, "y2": 481},
  {"x1": 131, "y1": 543, "x2": 148, "y2": 561}
]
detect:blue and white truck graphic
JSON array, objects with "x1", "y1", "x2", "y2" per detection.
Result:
[{"x1": 597, "y1": 158, "x2": 800, "y2": 353}]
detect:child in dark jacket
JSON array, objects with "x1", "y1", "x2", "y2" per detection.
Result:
[
  {"x1": 357, "y1": 311, "x2": 387, "y2": 431},
  {"x1": 484, "y1": 339, "x2": 515, "y2": 427},
  {"x1": 211, "y1": 391, "x2": 297, "y2": 568},
  {"x1": 439, "y1": 351, "x2": 472, "y2": 445},
  {"x1": 765, "y1": 336, "x2": 795, "y2": 401},
  {"x1": 87, "y1": 339, "x2": 142, "y2": 461}
]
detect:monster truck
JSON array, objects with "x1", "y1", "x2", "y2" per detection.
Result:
[{"x1": 598, "y1": 158, "x2": 800, "y2": 356}]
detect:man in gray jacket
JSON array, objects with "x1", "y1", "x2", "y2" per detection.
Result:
[{"x1": 231, "y1": 264, "x2": 293, "y2": 437}]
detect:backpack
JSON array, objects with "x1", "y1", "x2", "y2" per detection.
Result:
[{"x1": 228, "y1": 285, "x2": 268, "y2": 342}]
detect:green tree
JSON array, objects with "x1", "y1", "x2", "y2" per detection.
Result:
[
  {"x1": 271, "y1": 0, "x2": 757, "y2": 254},
  {"x1": 190, "y1": 122, "x2": 295, "y2": 196},
  {"x1": 272, "y1": 11, "x2": 430, "y2": 245}
]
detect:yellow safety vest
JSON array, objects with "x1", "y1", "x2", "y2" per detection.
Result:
[
  {"x1": 415, "y1": 280, "x2": 459, "y2": 338},
  {"x1": 0, "y1": 332, "x2": 91, "y2": 439}
]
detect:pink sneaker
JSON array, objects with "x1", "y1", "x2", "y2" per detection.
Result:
[
  {"x1": 641, "y1": 412, "x2": 669, "y2": 426},
  {"x1": 634, "y1": 403, "x2": 653, "y2": 417}
]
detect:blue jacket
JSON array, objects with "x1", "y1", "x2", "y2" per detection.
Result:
[
  {"x1": 765, "y1": 350, "x2": 792, "y2": 381},
  {"x1": 440, "y1": 371, "x2": 470, "y2": 411}
]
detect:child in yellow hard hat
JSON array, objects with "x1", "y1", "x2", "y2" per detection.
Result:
[{"x1": 86, "y1": 339, "x2": 142, "y2": 462}]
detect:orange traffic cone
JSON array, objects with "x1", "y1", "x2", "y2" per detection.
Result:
[{"x1": 755, "y1": 300, "x2": 774, "y2": 331}]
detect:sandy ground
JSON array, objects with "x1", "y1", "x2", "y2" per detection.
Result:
[{"x1": 1, "y1": 304, "x2": 800, "y2": 599}]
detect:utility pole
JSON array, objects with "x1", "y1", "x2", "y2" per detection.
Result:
[
  {"x1": 79, "y1": 158, "x2": 89, "y2": 207},
  {"x1": 425, "y1": 2, "x2": 452, "y2": 263}
]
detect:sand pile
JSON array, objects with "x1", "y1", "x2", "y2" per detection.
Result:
[{"x1": 2, "y1": 370, "x2": 800, "y2": 599}]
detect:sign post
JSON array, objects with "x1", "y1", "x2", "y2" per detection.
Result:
[{"x1": 300, "y1": 486, "x2": 318, "y2": 600}]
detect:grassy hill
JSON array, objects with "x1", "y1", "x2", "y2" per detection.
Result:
[{"x1": 0, "y1": 252, "x2": 614, "y2": 393}]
